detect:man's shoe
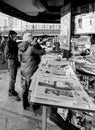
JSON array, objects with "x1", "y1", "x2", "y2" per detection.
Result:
[
  {"x1": 23, "y1": 102, "x2": 30, "y2": 110},
  {"x1": 9, "y1": 90, "x2": 18, "y2": 96},
  {"x1": 23, "y1": 104, "x2": 33, "y2": 112},
  {"x1": 15, "y1": 95, "x2": 21, "y2": 101},
  {"x1": 9, "y1": 91, "x2": 13, "y2": 96},
  {"x1": 8, "y1": 91, "x2": 21, "y2": 101},
  {"x1": 32, "y1": 104, "x2": 42, "y2": 115},
  {"x1": 32, "y1": 104, "x2": 41, "y2": 111}
]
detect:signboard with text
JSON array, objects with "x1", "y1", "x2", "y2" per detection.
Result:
[
  {"x1": 74, "y1": 3, "x2": 95, "y2": 34},
  {"x1": 75, "y1": 13, "x2": 95, "y2": 34},
  {"x1": 60, "y1": 3, "x2": 71, "y2": 50}
]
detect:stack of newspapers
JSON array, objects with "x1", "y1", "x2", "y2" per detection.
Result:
[{"x1": 30, "y1": 57, "x2": 95, "y2": 112}]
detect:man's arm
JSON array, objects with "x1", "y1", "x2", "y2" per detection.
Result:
[{"x1": 32, "y1": 46, "x2": 45, "y2": 55}]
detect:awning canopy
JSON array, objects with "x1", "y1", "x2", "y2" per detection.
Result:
[
  {"x1": 0, "y1": 0, "x2": 64, "y2": 23},
  {"x1": 0, "y1": 0, "x2": 92, "y2": 23}
]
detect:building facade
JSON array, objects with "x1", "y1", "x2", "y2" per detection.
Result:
[{"x1": 0, "y1": 12, "x2": 60, "y2": 35}]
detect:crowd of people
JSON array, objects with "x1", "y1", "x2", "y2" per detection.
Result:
[{"x1": 0, "y1": 30, "x2": 46, "y2": 111}]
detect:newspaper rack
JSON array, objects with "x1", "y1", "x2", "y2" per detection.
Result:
[{"x1": 30, "y1": 57, "x2": 95, "y2": 130}]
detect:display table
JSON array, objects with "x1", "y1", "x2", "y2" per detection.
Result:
[{"x1": 30, "y1": 55, "x2": 95, "y2": 130}]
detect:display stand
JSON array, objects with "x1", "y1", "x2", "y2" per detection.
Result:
[{"x1": 30, "y1": 55, "x2": 95, "y2": 130}]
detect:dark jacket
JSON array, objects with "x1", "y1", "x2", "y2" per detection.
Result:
[
  {"x1": 18, "y1": 41, "x2": 45, "y2": 79},
  {"x1": 5, "y1": 40, "x2": 18, "y2": 59},
  {"x1": 4, "y1": 40, "x2": 19, "y2": 68}
]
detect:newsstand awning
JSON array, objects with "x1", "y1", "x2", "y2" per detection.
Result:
[
  {"x1": 0, "y1": 0, "x2": 93, "y2": 23},
  {"x1": 0, "y1": 0, "x2": 64, "y2": 23}
]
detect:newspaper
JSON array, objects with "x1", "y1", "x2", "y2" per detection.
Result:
[
  {"x1": 30, "y1": 60, "x2": 95, "y2": 112},
  {"x1": 70, "y1": 55, "x2": 95, "y2": 75},
  {"x1": 76, "y1": 71, "x2": 95, "y2": 105}
]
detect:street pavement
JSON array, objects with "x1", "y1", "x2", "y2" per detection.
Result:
[
  {"x1": 0, "y1": 68, "x2": 95, "y2": 130},
  {"x1": 0, "y1": 69, "x2": 61, "y2": 130}
]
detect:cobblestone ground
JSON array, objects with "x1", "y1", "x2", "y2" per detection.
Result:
[{"x1": 0, "y1": 70, "x2": 62, "y2": 130}]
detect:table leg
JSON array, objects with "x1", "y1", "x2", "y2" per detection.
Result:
[{"x1": 42, "y1": 106, "x2": 47, "y2": 130}]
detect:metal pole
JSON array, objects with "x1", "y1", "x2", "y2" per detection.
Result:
[{"x1": 42, "y1": 106, "x2": 47, "y2": 130}]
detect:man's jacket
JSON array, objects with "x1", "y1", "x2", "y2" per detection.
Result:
[{"x1": 18, "y1": 41, "x2": 44, "y2": 79}]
